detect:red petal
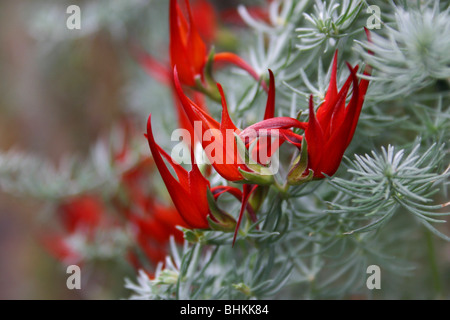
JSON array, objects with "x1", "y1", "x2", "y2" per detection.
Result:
[
  {"x1": 233, "y1": 184, "x2": 258, "y2": 246},
  {"x1": 191, "y1": 0, "x2": 218, "y2": 43},
  {"x1": 185, "y1": 0, "x2": 207, "y2": 78},
  {"x1": 316, "y1": 66, "x2": 360, "y2": 176},
  {"x1": 240, "y1": 117, "x2": 307, "y2": 139},
  {"x1": 146, "y1": 114, "x2": 209, "y2": 229},
  {"x1": 217, "y1": 83, "x2": 239, "y2": 132},
  {"x1": 325, "y1": 66, "x2": 356, "y2": 138},
  {"x1": 170, "y1": 0, "x2": 206, "y2": 86},
  {"x1": 170, "y1": 0, "x2": 193, "y2": 85},
  {"x1": 211, "y1": 185, "x2": 243, "y2": 200},
  {"x1": 156, "y1": 144, "x2": 189, "y2": 187},
  {"x1": 264, "y1": 69, "x2": 276, "y2": 120},
  {"x1": 174, "y1": 67, "x2": 220, "y2": 130},
  {"x1": 345, "y1": 68, "x2": 370, "y2": 147},
  {"x1": 305, "y1": 95, "x2": 325, "y2": 173},
  {"x1": 316, "y1": 50, "x2": 338, "y2": 122}
]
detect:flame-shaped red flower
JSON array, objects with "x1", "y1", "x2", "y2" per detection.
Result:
[
  {"x1": 170, "y1": 0, "x2": 208, "y2": 87},
  {"x1": 174, "y1": 67, "x2": 306, "y2": 182},
  {"x1": 169, "y1": 0, "x2": 267, "y2": 91},
  {"x1": 300, "y1": 51, "x2": 370, "y2": 179},
  {"x1": 146, "y1": 114, "x2": 211, "y2": 229}
]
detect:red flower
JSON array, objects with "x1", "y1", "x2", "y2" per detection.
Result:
[
  {"x1": 210, "y1": 184, "x2": 258, "y2": 246},
  {"x1": 58, "y1": 195, "x2": 104, "y2": 235},
  {"x1": 174, "y1": 67, "x2": 306, "y2": 182},
  {"x1": 146, "y1": 113, "x2": 211, "y2": 229},
  {"x1": 301, "y1": 51, "x2": 370, "y2": 179},
  {"x1": 173, "y1": 67, "x2": 248, "y2": 181},
  {"x1": 133, "y1": 0, "x2": 269, "y2": 144},
  {"x1": 132, "y1": 45, "x2": 210, "y2": 148},
  {"x1": 146, "y1": 114, "x2": 260, "y2": 239},
  {"x1": 41, "y1": 194, "x2": 106, "y2": 265},
  {"x1": 169, "y1": 0, "x2": 267, "y2": 91},
  {"x1": 238, "y1": 71, "x2": 306, "y2": 164},
  {"x1": 116, "y1": 148, "x2": 189, "y2": 267},
  {"x1": 191, "y1": 0, "x2": 218, "y2": 44},
  {"x1": 132, "y1": 203, "x2": 187, "y2": 265},
  {"x1": 170, "y1": 0, "x2": 208, "y2": 87},
  {"x1": 40, "y1": 234, "x2": 81, "y2": 265}
]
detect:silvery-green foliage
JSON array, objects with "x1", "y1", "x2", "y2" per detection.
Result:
[
  {"x1": 296, "y1": 0, "x2": 363, "y2": 51},
  {"x1": 0, "y1": 142, "x2": 115, "y2": 199},
  {"x1": 356, "y1": 1, "x2": 450, "y2": 100},
  {"x1": 0, "y1": 126, "x2": 147, "y2": 199},
  {"x1": 328, "y1": 143, "x2": 449, "y2": 239}
]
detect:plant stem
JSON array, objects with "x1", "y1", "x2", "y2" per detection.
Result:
[
  {"x1": 195, "y1": 78, "x2": 222, "y2": 103},
  {"x1": 425, "y1": 229, "x2": 442, "y2": 298},
  {"x1": 272, "y1": 180, "x2": 290, "y2": 198}
]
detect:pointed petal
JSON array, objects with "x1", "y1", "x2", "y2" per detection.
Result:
[
  {"x1": 173, "y1": 67, "x2": 220, "y2": 130},
  {"x1": 240, "y1": 117, "x2": 307, "y2": 139},
  {"x1": 316, "y1": 66, "x2": 360, "y2": 176},
  {"x1": 191, "y1": 0, "x2": 218, "y2": 44},
  {"x1": 326, "y1": 66, "x2": 357, "y2": 138},
  {"x1": 170, "y1": 0, "x2": 206, "y2": 86},
  {"x1": 345, "y1": 67, "x2": 371, "y2": 147},
  {"x1": 305, "y1": 95, "x2": 325, "y2": 173},
  {"x1": 320, "y1": 65, "x2": 357, "y2": 139},
  {"x1": 264, "y1": 69, "x2": 275, "y2": 120},
  {"x1": 317, "y1": 50, "x2": 338, "y2": 119},
  {"x1": 211, "y1": 185, "x2": 243, "y2": 200},
  {"x1": 233, "y1": 184, "x2": 258, "y2": 246},
  {"x1": 185, "y1": 0, "x2": 207, "y2": 76},
  {"x1": 146, "y1": 114, "x2": 186, "y2": 195},
  {"x1": 156, "y1": 143, "x2": 189, "y2": 186},
  {"x1": 146, "y1": 114, "x2": 209, "y2": 229},
  {"x1": 170, "y1": 0, "x2": 193, "y2": 85},
  {"x1": 217, "y1": 83, "x2": 239, "y2": 132}
]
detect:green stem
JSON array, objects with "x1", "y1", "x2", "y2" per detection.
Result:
[
  {"x1": 195, "y1": 77, "x2": 221, "y2": 103},
  {"x1": 272, "y1": 180, "x2": 290, "y2": 198},
  {"x1": 425, "y1": 229, "x2": 442, "y2": 298}
]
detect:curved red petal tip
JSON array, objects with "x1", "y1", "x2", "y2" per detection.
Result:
[
  {"x1": 344, "y1": 62, "x2": 359, "y2": 82},
  {"x1": 172, "y1": 65, "x2": 185, "y2": 99},
  {"x1": 216, "y1": 82, "x2": 228, "y2": 115},
  {"x1": 211, "y1": 185, "x2": 243, "y2": 201},
  {"x1": 216, "y1": 82, "x2": 238, "y2": 131},
  {"x1": 308, "y1": 94, "x2": 315, "y2": 115},
  {"x1": 232, "y1": 184, "x2": 257, "y2": 247},
  {"x1": 173, "y1": 65, "x2": 179, "y2": 84},
  {"x1": 333, "y1": 49, "x2": 338, "y2": 62},
  {"x1": 216, "y1": 82, "x2": 225, "y2": 101},
  {"x1": 344, "y1": 62, "x2": 360, "y2": 79},
  {"x1": 264, "y1": 69, "x2": 275, "y2": 120},
  {"x1": 331, "y1": 50, "x2": 338, "y2": 74},
  {"x1": 344, "y1": 61, "x2": 353, "y2": 72}
]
